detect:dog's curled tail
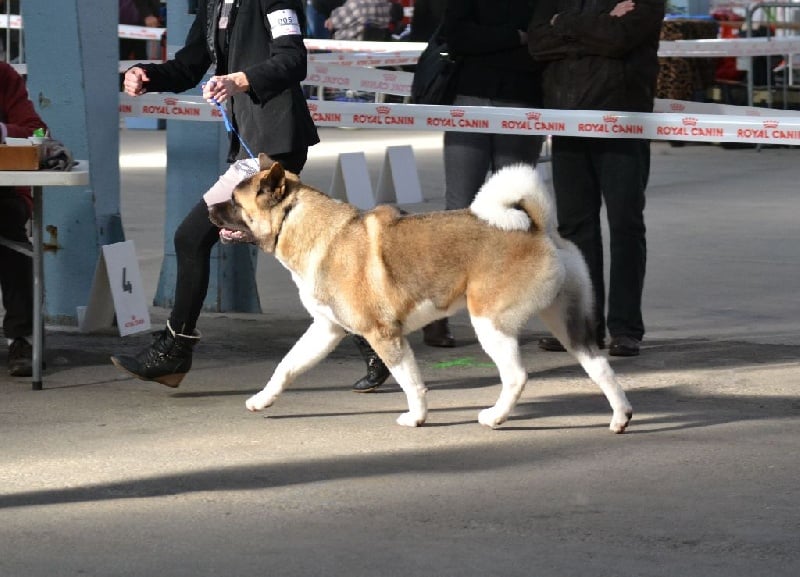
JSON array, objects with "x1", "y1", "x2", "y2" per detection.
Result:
[{"x1": 469, "y1": 164, "x2": 555, "y2": 235}]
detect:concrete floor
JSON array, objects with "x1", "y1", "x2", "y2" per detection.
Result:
[{"x1": 1, "y1": 128, "x2": 798, "y2": 577}]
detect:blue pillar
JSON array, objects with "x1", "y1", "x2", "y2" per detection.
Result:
[
  {"x1": 154, "y1": 2, "x2": 261, "y2": 314},
  {"x1": 22, "y1": 0, "x2": 122, "y2": 325}
]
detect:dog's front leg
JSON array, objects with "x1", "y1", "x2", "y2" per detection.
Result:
[
  {"x1": 376, "y1": 338, "x2": 428, "y2": 427},
  {"x1": 246, "y1": 319, "x2": 346, "y2": 412}
]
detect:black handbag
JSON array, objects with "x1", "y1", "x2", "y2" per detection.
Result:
[{"x1": 410, "y1": 23, "x2": 461, "y2": 105}]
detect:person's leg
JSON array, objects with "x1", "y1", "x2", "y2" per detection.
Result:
[
  {"x1": 111, "y1": 200, "x2": 213, "y2": 386},
  {"x1": 443, "y1": 95, "x2": 492, "y2": 210},
  {"x1": 0, "y1": 192, "x2": 33, "y2": 339},
  {"x1": 492, "y1": 132, "x2": 544, "y2": 171},
  {"x1": 488, "y1": 98, "x2": 544, "y2": 171},
  {"x1": 598, "y1": 139, "x2": 648, "y2": 349},
  {"x1": 541, "y1": 136, "x2": 606, "y2": 350},
  {"x1": 169, "y1": 200, "x2": 224, "y2": 334},
  {"x1": 0, "y1": 192, "x2": 34, "y2": 376}
]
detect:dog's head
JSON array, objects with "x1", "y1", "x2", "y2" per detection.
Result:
[{"x1": 209, "y1": 153, "x2": 299, "y2": 253}]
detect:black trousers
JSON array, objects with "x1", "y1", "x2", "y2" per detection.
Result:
[
  {"x1": 0, "y1": 189, "x2": 33, "y2": 340},
  {"x1": 168, "y1": 150, "x2": 307, "y2": 334},
  {"x1": 550, "y1": 136, "x2": 649, "y2": 341}
]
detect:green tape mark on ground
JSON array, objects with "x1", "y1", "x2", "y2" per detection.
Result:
[{"x1": 432, "y1": 357, "x2": 495, "y2": 369}]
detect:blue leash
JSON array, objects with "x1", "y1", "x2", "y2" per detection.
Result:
[{"x1": 212, "y1": 99, "x2": 256, "y2": 159}]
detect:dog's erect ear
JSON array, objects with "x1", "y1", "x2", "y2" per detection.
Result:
[
  {"x1": 257, "y1": 152, "x2": 273, "y2": 170},
  {"x1": 257, "y1": 161, "x2": 288, "y2": 206}
]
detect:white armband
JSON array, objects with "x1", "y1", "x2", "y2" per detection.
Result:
[{"x1": 267, "y1": 9, "x2": 302, "y2": 38}]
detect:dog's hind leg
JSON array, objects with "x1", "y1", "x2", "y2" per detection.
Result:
[
  {"x1": 372, "y1": 337, "x2": 428, "y2": 427},
  {"x1": 471, "y1": 317, "x2": 528, "y2": 429},
  {"x1": 539, "y1": 302, "x2": 633, "y2": 433},
  {"x1": 246, "y1": 318, "x2": 346, "y2": 412}
]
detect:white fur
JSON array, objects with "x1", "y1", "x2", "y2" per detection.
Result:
[
  {"x1": 385, "y1": 340, "x2": 428, "y2": 427},
  {"x1": 471, "y1": 317, "x2": 528, "y2": 428},
  {"x1": 244, "y1": 165, "x2": 633, "y2": 433},
  {"x1": 469, "y1": 164, "x2": 553, "y2": 231},
  {"x1": 246, "y1": 318, "x2": 346, "y2": 411}
]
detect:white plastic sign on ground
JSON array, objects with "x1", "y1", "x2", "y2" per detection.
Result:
[
  {"x1": 375, "y1": 145, "x2": 423, "y2": 206},
  {"x1": 78, "y1": 240, "x2": 151, "y2": 336},
  {"x1": 330, "y1": 151, "x2": 376, "y2": 210}
]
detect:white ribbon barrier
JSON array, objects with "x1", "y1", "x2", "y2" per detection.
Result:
[
  {"x1": 119, "y1": 93, "x2": 800, "y2": 146},
  {"x1": 304, "y1": 62, "x2": 413, "y2": 96},
  {"x1": 308, "y1": 50, "x2": 420, "y2": 67},
  {"x1": 305, "y1": 36, "x2": 800, "y2": 60},
  {"x1": 118, "y1": 23, "x2": 165, "y2": 41},
  {"x1": 656, "y1": 36, "x2": 800, "y2": 58},
  {"x1": 0, "y1": 16, "x2": 165, "y2": 39},
  {"x1": 3, "y1": 13, "x2": 800, "y2": 58},
  {"x1": 0, "y1": 13, "x2": 22, "y2": 30}
]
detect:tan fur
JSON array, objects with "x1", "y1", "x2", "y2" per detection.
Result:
[{"x1": 208, "y1": 156, "x2": 633, "y2": 432}]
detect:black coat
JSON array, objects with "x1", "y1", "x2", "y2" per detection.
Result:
[
  {"x1": 444, "y1": 0, "x2": 541, "y2": 105},
  {"x1": 409, "y1": 0, "x2": 446, "y2": 42},
  {"x1": 137, "y1": 0, "x2": 319, "y2": 160},
  {"x1": 527, "y1": 0, "x2": 665, "y2": 112}
]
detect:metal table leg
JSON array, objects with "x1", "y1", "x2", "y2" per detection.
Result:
[{"x1": 32, "y1": 185, "x2": 43, "y2": 391}]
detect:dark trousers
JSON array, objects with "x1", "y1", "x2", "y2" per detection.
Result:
[
  {"x1": 168, "y1": 150, "x2": 307, "y2": 334},
  {"x1": 0, "y1": 189, "x2": 33, "y2": 340},
  {"x1": 551, "y1": 136, "x2": 649, "y2": 341}
]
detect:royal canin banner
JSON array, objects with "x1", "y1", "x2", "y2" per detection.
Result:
[{"x1": 120, "y1": 94, "x2": 800, "y2": 146}]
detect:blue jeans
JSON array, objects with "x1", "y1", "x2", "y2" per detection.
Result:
[{"x1": 443, "y1": 94, "x2": 543, "y2": 210}]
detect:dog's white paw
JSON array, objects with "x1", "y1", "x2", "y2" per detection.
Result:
[
  {"x1": 246, "y1": 392, "x2": 276, "y2": 412},
  {"x1": 478, "y1": 407, "x2": 507, "y2": 429},
  {"x1": 609, "y1": 410, "x2": 633, "y2": 434},
  {"x1": 396, "y1": 412, "x2": 425, "y2": 427}
]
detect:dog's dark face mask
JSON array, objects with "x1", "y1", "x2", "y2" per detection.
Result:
[{"x1": 209, "y1": 156, "x2": 293, "y2": 252}]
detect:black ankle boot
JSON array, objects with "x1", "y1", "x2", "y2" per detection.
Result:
[
  {"x1": 351, "y1": 334, "x2": 390, "y2": 393},
  {"x1": 423, "y1": 318, "x2": 455, "y2": 347},
  {"x1": 110, "y1": 321, "x2": 200, "y2": 387}
]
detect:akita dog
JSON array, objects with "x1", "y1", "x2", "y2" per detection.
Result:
[{"x1": 209, "y1": 155, "x2": 632, "y2": 432}]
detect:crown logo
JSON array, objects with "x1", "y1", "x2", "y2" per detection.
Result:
[
  {"x1": 670, "y1": 102, "x2": 686, "y2": 111},
  {"x1": 376, "y1": 106, "x2": 390, "y2": 114},
  {"x1": 307, "y1": 103, "x2": 318, "y2": 112},
  {"x1": 164, "y1": 97, "x2": 177, "y2": 106},
  {"x1": 603, "y1": 115, "x2": 618, "y2": 123},
  {"x1": 451, "y1": 108, "x2": 465, "y2": 117},
  {"x1": 316, "y1": 65, "x2": 328, "y2": 74},
  {"x1": 526, "y1": 111, "x2": 541, "y2": 120},
  {"x1": 383, "y1": 73, "x2": 397, "y2": 81},
  {"x1": 763, "y1": 120, "x2": 779, "y2": 128},
  {"x1": 682, "y1": 117, "x2": 697, "y2": 126}
]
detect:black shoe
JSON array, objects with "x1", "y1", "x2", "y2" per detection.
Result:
[
  {"x1": 538, "y1": 337, "x2": 566, "y2": 352},
  {"x1": 351, "y1": 334, "x2": 390, "y2": 392},
  {"x1": 110, "y1": 321, "x2": 200, "y2": 387},
  {"x1": 8, "y1": 337, "x2": 33, "y2": 377},
  {"x1": 608, "y1": 335, "x2": 640, "y2": 357},
  {"x1": 422, "y1": 318, "x2": 455, "y2": 348},
  {"x1": 538, "y1": 336, "x2": 606, "y2": 352}
]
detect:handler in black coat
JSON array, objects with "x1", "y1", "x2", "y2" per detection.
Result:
[{"x1": 112, "y1": 0, "x2": 320, "y2": 387}]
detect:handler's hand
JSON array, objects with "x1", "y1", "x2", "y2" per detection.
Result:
[
  {"x1": 203, "y1": 73, "x2": 250, "y2": 105},
  {"x1": 123, "y1": 67, "x2": 149, "y2": 96},
  {"x1": 610, "y1": 0, "x2": 635, "y2": 17}
]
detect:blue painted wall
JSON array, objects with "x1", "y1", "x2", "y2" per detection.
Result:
[
  {"x1": 19, "y1": 0, "x2": 260, "y2": 325},
  {"x1": 22, "y1": 0, "x2": 121, "y2": 324}
]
